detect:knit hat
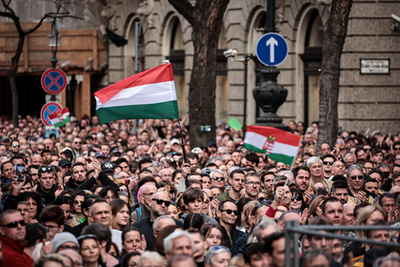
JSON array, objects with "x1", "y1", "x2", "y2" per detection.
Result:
[{"x1": 52, "y1": 232, "x2": 79, "y2": 252}]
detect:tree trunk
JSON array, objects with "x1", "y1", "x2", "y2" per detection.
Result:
[
  {"x1": 8, "y1": 33, "x2": 25, "y2": 127},
  {"x1": 168, "y1": 0, "x2": 229, "y2": 147},
  {"x1": 318, "y1": 0, "x2": 352, "y2": 147}
]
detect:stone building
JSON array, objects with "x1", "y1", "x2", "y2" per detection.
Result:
[{"x1": 0, "y1": 0, "x2": 399, "y2": 133}]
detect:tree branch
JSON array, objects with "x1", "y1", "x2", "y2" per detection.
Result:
[{"x1": 168, "y1": 0, "x2": 194, "y2": 25}]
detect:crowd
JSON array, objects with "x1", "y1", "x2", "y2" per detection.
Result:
[{"x1": 0, "y1": 115, "x2": 400, "y2": 267}]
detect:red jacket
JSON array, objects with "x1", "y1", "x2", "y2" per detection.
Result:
[{"x1": 0, "y1": 235, "x2": 33, "y2": 267}]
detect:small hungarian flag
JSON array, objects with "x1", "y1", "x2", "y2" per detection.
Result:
[
  {"x1": 244, "y1": 126, "x2": 301, "y2": 166},
  {"x1": 94, "y1": 63, "x2": 179, "y2": 125},
  {"x1": 48, "y1": 107, "x2": 70, "y2": 128}
]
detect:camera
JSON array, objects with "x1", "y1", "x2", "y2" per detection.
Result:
[{"x1": 223, "y1": 49, "x2": 238, "y2": 58}]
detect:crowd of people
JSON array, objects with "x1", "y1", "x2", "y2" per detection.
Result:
[{"x1": 0, "y1": 115, "x2": 400, "y2": 267}]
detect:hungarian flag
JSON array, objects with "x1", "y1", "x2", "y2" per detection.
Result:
[
  {"x1": 48, "y1": 107, "x2": 70, "y2": 128},
  {"x1": 244, "y1": 126, "x2": 302, "y2": 166},
  {"x1": 94, "y1": 63, "x2": 179, "y2": 125}
]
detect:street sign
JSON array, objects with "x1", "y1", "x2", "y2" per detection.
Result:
[
  {"x1": 41, "y1": 68, "x2": 67, "y2": 95},
  {"x1": 41, "y1": 102, "x2": 63, "y2": 126},
  {"x1": 256, "y1": 33, "x2": 288, "y2": 66}
]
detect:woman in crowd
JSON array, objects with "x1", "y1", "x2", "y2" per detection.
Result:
[
  {"x1": 78, "y1": 234, "x2": 102, "y2": 267},
  {"x1": 290, "y1": 188, "x2": 306, "y2": 211},
  {"x1": 121, "y1": 226, "x2": 145, "y2": 259},
  {"x1": 111, "y1": 198, "x2": 130, "y2": 231},
  {"x1": 308, "y1": 195, "x2": 327, "y2": 218},
  {"x1": 118, "y1": 183, "x2": 134, "y2": 207},
  {"x1": 68, "y1": 190, "x2": 89, "y2": 228},
  {"x1": 99, "y1": 186, "x2": 119, "y2": 204},
  {"x1": 205, "y1": 245, "x2": 231, "y2": 267},
  {"x1": 122, "y1": 251, "x2": 141, "y2": 267},
  {"x1": 201, "y1": 223, "x2": 224, "y2": 251}
]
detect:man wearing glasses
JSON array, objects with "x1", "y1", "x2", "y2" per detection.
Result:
[
  {"x1": 134, "y1": 191, "x2": 182, "y2": 251},
  {"x1": 243, "y1": 173, "x2": 261, "y2": 201},
  {"x1": 217, "y1": 200, "x2": 244, "y2": 252},
  {"x1": 346, "y1": 165, "x2": 374, "y2": 204},
  {"x1": 0, "y1": 209, "x2": 33, "y2": 266}
]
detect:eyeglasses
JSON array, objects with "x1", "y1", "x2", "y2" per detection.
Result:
[
  {"x1": 105, "y1": 195, "x2": 116, "y2": 200},
  {"x1": 119, "y1": 189, "x2": 128, "y2": 193},
  {"x1": 220, "y1": 209, "x2": 238, "y2": 215},
  {"x1": 349, "y1": 175, "x2": 364, "y2": 180},
  {"x1": 74, "y1": 200, "x2": 83, "y2": 205},
  {"x1": 213, "y1": 176, "x2": 225, "y2": 181},
  {"x1": 337, "y1": 140, "x2": 345, "y2": 144},
  {"x1": 291, "y1": 196, "x2": 302, "y2": 202},
  {"x1": 247, "y1": 181, "x2": 261, "y2": 186},
  {"x1": 152, "y1": 199, "x2": 171, "y2": 207},
  {"x1": 44, "y1": 224, "x2": 60, "y2": 230},
  {"x1": 1, "y1": 220, "x2": 25, "y2": 228},
  {"x1": 323, "y1": 161, "x2": 334, "y2": 166}
]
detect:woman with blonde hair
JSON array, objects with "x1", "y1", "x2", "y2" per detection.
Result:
[{"x1": 240, "y1": 200, "x2": 259, "y2": 233}]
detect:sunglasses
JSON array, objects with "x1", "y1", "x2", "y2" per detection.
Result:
[
  {"x1": 119, "y1": 189, "x2": 128, "y2": 193},
  {"x1": 39, "y1": 166, "x2": 53, "y2": 173},
  {"x1": 74, "y1": 200, "x2": 83, "y2": 205},
  {"x1": 394, "y1": 147, "x2": 400, "y2": 151},
  {"x1": 337, "y1": 141, "x2": 345, "y2": 144},
  {"x1": 221, "y1": 209, "x2": 238, "y2": 215},
  {"x1": 75, "y1": 142, "x2": 82, "y2": 144},
  {"x1": 323, "y1": 161, "x2": 334, "y2": 166},
  {"x1": 291, "y1": 196, "x2": 302, "y2": 202},
  {"x1": 213, "y1": 176, "x2": 225, "y2": 181},
  {"x1": 349, "y1": 175, "x2": 364, "y2": 180},
  {"x1": 258, "y1": 197, "x2": 267, "y2": 202},
  {"x1": 152, "y1": 199, "x2": 171, "y2": 207},
  {"x1": 12, "y1": 144, "x2": 20, "y2": 148},
  {"x1": 2, "y1": 220, "x2": 25, "y2": 228}
]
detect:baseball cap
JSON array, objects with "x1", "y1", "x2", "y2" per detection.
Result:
[
  {"x1": 207, "y1": 141, "x2": 217, "y2": 147},
  {"x1": 95, "y1": 151, "x2": 106, "y2": 158},
  {"x1": 58, "y1": 158, "x2": 72, "y2": 167},
  {"x1": 101, "y1": 161, "x2": 115, "y2": 173},
  {"x1": 191, "y1": 147, "x2": 202, "y2": 154},
  {"x1": 171, "y1": 138, "x2": 180, "y2": 146}
]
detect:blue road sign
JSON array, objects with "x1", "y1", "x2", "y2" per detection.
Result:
[
  {"x1": 256, "y1": 33, "x2": 288, "y2": 66},
  {"x1": 41, "y1": 68, "x2": 67, "y2": 95}
]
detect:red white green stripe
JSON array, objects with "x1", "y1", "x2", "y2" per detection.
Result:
[
  {"x1": 244, "y1": 126, "x2": 301, "y2": 166},
  {"x1": 48, "y1": 107, "x2": 70, "y2": 127},
  {"x1": 94, "y1": 63, "x2": 179, "y2": 125}
]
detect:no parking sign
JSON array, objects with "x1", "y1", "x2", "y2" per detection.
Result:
[
  {"x1": 41, "y1": 68, "x2": 67, "y2": 95},
  {"x1": 41, "y1": 102, "x2": 63, "y2": 126}
]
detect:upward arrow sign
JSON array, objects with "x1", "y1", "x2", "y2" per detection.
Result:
[{"x1": 266, "y1": 37, "x2": 278, "y2": 63}]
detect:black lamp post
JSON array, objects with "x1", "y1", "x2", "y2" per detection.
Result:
[
  {"x1": 252, "y1": 0, "x2": 289, "y2": 131},
  {"x1": 49, "y1": 16, "x2": 60, "y2": 68}
]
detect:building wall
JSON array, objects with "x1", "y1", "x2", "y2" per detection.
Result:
[{"x1": 1, "y1": 0, "x2": 399, "y2": 133}]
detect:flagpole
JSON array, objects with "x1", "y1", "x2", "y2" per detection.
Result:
[{"x1": 178, "y1": 120, "x2": 187, "y2": 163}]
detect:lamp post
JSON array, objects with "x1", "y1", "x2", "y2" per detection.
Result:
[
  {"x1": 224, "y1": 49, "x2": 255, "y2": 134},
  {"x1": 252, "y1": 0, "x2": 289, "y2": 130},
  {"x1": 48, "y1": 16, "x2": 61, "y2": 68}
]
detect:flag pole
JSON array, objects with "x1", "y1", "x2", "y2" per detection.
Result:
[{"x1": 178, "y1": 120, "x2": 187, "y2": 163}]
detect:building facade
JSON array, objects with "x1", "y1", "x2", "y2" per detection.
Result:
[{"x1": 0, "y1": 0, "x2": 399, "y2": 133}]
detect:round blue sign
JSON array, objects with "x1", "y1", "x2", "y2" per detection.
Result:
[{"x1": 256, "y1": 33, "x2": 288, "y2": 66}]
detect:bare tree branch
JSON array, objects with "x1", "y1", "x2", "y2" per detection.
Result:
[{"x1": 168, "y1": 0, "x2": 194, "y2": 25}]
